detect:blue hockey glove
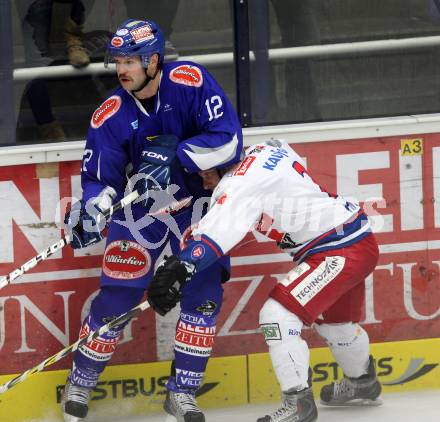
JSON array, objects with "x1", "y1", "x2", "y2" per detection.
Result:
[
  {"x1": 64, "y1": 189, "x2": 116, "y2": 249},
  {"x1": 137, "y1": 135, "x2": 179, "y2": 206}
]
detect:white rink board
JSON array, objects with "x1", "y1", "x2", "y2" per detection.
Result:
[{"x1": 97, "y1": 390, "x2": 439, "y2": 422}]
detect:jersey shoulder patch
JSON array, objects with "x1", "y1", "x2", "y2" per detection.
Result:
[
  {"x1": 169, "y1": 64, "x2": 203, "y2": 88},
  {"x1": 233, "y1": 156, "x2": 256, "y2": 176},
  {"x1": 91, "y1": 95, "x2": 122, "y2": 129}
]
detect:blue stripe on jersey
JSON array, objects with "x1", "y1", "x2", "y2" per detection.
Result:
[{"x1": 294, "y1": 211, "x2": 371, "y2": 262}]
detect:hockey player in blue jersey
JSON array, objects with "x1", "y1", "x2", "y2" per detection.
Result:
[{"x1": 62, "y1": 19, "x2": 243, "y2": 422}]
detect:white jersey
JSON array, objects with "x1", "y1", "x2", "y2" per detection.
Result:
[{"x1": 193, "y1": 140, "x2": 371, "y2": 262}]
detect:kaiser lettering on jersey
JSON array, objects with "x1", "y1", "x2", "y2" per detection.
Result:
[{"x1": 262, "y1": 148, "x2": 289, "y2": 171}]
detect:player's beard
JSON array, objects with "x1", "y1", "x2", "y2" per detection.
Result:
[
  {"x1": 131, "y1": 76, "x2": 149, "y2": 92},
  {"x1": 118, "y1": 73, "x2": 147, "y2": 92},
  {"x1": 130, "y1": 73, "x2": 154, "y2": 94},
  {"x1": 119, "y1": 78, "x2": 143, "y2": 92}
]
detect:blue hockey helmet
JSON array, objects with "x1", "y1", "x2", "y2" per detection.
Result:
[{"x1": 106, "y1": 19, "x2": 165, "y2": 67}]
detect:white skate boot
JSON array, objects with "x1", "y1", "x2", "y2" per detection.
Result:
[
  {"x1": 61, "y1": 379, "x2": 92, "y2": 421},
  {"x1": 320, "y1": 355, "x2": 382, "y2": 406},
  {"x1": 257, "y1": 387, "x2": 318, "y2": 422}
]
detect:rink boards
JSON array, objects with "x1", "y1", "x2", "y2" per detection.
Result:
[
  {"x1": 1, "y1": 118, "x2": 440, "y2": 420},
  {"x1": 0, "y1": 337, "x2": 439, "y2": 421}
]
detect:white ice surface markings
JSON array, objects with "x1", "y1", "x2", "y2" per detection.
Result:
[{"x1": 104, "y1": 390, "x2": 439, "y2": 422}]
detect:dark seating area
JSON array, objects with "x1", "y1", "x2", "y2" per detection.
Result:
[{"x1": 8, "y1": 0, "x2": 440, "y2": 144}]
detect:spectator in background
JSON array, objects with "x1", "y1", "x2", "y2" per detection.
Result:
[
  {"x1": 247, "y1": 0, "x2": 321, "y2": 124},
  {"x1": 17, "y1": 0, "x2": 93, "y2": 68},
  {"x1": 428, "y1": 0, "x2": 440, "y2": 22},
  {"x1": 62, "y1": 0, "x2": 92, "y2": 68},
  {"x1": 15, "y1": 0, "x2": 93, "y2": 142},
  {"x1": 271, "y1": 0, "x2": 321, "y2": 122}
]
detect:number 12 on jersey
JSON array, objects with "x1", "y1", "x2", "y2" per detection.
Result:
[{"x1": 205, "y1": 95, "x2": 224, "y2": 121}]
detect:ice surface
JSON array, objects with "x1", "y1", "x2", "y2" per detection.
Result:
[{"x1": 105, "y1": 390, "x2": 439, "y2": 422}]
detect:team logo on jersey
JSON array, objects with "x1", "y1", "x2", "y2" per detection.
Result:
[
  {"x1": 116, "y1": 28, "x2": 128, "y2": 36},
  {"x1": 130, "y1": 24, "x2": 154, "y2": 43},
  {"x1": 180, "y1": 224, "x2": 199, "y2": 250},
  {"x1": 261, "y1": 323, "x2": 282, "y2": 341},
  {"x1": 110, "y1": 36, "x2": 124, "y2": 48},
  {"x1": 233, "y1": 156, "x2": 256, "y2": 176},
  {"x1": 216, "y1": 193, "x2": 227, "y2": 204},
  {"x1": 170, "y1": 65, "x2": 203, "y2": 87},
  {"x1": 103, "y1": 240, "x2": 150, "y2": 279},
  {"x1": 196, "y1": 300, "x2": 218, "y2": 315},
  {"x1": 91, "y1": 95, "x2": 121, "y2": 129},
  {"x1": 290, "y1": 256, "x2": 345, "y2": 305},
  {"x1": 191, "y1": 244, "x2": 205, "y2": 260},
  {"x1": 247, "y1": 145, "x2": 266, "y2": 155},
  {"x1": 146, "y1": 135, "x2": 159, "y2": 141},
  {"x1": 163, "y1": 103, "x2": 173, "y2": 112}
]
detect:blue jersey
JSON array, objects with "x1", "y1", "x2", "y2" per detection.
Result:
[
  {"x1": 70, "y1": 58, "x2": 236, "y2": 396},
  {"x1": 80, "y1": 61, "x2": 243, "y2": 203}
]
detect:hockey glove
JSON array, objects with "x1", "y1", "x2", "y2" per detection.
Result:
[
  {"x1": 147, "y1": 256, "x2": 194, "y2": 316},
  {"x1": 138, "y1": 135, "x2": 179, "y2": 206},
  {"x1": 64, "y1": 189, "x2": 115, "y2": 249}
]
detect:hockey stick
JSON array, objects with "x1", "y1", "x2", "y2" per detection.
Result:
[
  {"x1": 0, "y1": 299, "x2": 151, "y2": 394},
  {"x1": 0, "y1": 190, "x2": 140, "y2": 291},
  {"x1": 0, "y1": 193, "x2": 193, "y2": 290}
]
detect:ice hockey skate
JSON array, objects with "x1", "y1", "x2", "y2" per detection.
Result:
[
  {"x1": 61, "y1": 379, "x2": 92, "y2": 422},
  {"x1": 257, "y1": 387, "x2": 318, "y2": 422},
  {"x1": 320, "y1": 356, "x2": 382, "y2": 406},
  {"x1": 164, "y1": 379, "x2": 205, "y2": 422}
]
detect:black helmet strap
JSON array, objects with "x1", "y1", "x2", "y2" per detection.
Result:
[
  {"x1": 131, "y1": 63, "x2": 161, "y2": 94},
  {"x1": 131, "y1": 72, "x2": 152, "y2": 94}
]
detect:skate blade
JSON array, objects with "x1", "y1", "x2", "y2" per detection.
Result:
[{"x1": 320, "y1": 397, "x2": 383, "y2": 407}]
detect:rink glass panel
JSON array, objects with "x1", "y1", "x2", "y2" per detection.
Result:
[
  {"x1": 248, "y1": 0, "x2": 440, "y2": 125},
  {"x1": 8, "y1": 0, "x2": 236, "y2": 145},
  {"x1": 4, "y1": 1, "x2": 440, "y2": 144}
]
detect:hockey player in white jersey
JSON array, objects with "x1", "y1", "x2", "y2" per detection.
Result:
[{"x1": 146, "y1": 140, "x2": 382, "y2": 422}]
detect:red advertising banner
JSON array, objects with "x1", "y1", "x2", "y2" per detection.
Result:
[{"x1": 0, "y1": 134, "x2": 439, "y2": 375}]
